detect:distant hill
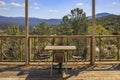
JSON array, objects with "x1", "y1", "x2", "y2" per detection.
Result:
[
  {"x1": 29, "y1": 18, "x2": 62, "y2": 26},
  {"x1": 96, "y1": 13, "x2": 115, "y2": 18},
  {"x1": 0, "y1": 16, "x2": 62, "y2": 26},
  {"x1": 87, "y1": 12, "x2": 115, "y2": 19}
]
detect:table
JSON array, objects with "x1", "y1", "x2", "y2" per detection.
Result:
[{"x1": 44, "y1": 46, "x2": 76, "y2": 76}]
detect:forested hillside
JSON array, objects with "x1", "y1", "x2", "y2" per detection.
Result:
[{"x1": 96, "y1": 15, "x2": 120, "y2": 35}]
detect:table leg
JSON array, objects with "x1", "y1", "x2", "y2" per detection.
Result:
[
  {"x1": 65, "y1": 52, "x2": 68, "y2": 74},
  {"x1": 50, "y1": 61, "x2": 53, "y2": 76}
]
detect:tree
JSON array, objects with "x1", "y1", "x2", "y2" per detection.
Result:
[
  {"x1": 6, "y1": 25, "x2": 20, "y2": 35},
  {"x1": 31, "y1": 22, "x2": 52, "y2": 35},
  {"x1": 88, "y1": 25, "x2": 109, "y2": 35},
  {"x1": 62, "y1": 8, "x2": 88, "y2": 35},
  {"x1": 60, "y1": 8, "x2": 89, "y2": 56}
]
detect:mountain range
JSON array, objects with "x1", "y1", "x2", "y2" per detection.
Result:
[
  {"x1": 0, "y1": 12, "x2": 116, "y2": 26},
  {"x1": 0, "y1": 16, "x2": 62, "y2": 26},
  {"x1": 87, "y1": 12, "x2": 115, "y2": 19}
]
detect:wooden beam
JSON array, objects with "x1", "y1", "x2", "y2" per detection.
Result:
[
  {"x1": 91, "y1": 0, "x2": 96, "y2": 65},
  {"x1": 25, "y1": 0, "x2": 29, "y2": 65}
]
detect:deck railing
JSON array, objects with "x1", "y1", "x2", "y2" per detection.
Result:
[
  {"x1": 95, "y1": 35, "x2": 120, "y2": 61},
  {"x1": 0, "y1": 35, "x2": 120, "y2": 64},
  {"x1": 0, "y1": 36, "x2": 25, "y2": 62}
]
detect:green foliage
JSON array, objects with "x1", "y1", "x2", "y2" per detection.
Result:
[
  {"x1": 96, "y1": 15, "x2": 120, "y2": 35},
  {"x1": 30, "y1": 22, "x2": 52, "y2": 35},
  {"x1": 6, "y1": 25, "x2": 20, "y2": 35},
  {"x1": 88, "y1": 25, "x2": 109, "y2": 35},
  {"x1": 61, "y1": 8, "x2": 88, "y2": 35},
  {"x1": 0, "y1": 29, "x2": 5, "y2": 35}
]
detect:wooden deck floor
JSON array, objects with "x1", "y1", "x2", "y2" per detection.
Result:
[{"x1": 1, "y1": 62, "x2": 120, "y2": 80}]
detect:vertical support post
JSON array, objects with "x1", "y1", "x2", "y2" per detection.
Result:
[
  {"x1": 19, "y1": 38, "x2": 22, "y2": 61},
  {"x1": 0, "y1": 39, "x2": 3, "y2": 61},
  {"x1": 117, "y1": 38, "x2": 120, "y2": 60},
  {"x1": 99, "y1": 38, "x2": 102, "y2": 61},
  {"x1": 25, "y1": 0, "x2": 29, "y2": 65},
  {"x1": 33, "y1": 38, "x2": 36, "y2": 61},
  {"x1": 91, "y1": 0, "x2": 96, "y2": 65},
  {"x1": 28, "y1": 37, "x2": 30, "y2": 64},
  {"x1": 52, "y1": 37, "x2": 55, "y2": 45}
]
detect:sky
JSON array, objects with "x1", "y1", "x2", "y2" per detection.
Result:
[{"x1": 0, "y1": 0, "x2": 120, "y2": 19}]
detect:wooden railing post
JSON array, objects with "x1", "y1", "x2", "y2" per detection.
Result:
[
  {"x1": 91, "y1": 37, "x2": 96, "y2": 65},
  {"x1": 0, "y1": 39, "x2": 3, "y2": 61},
  {"x1": 19, "y1": 38, "x2": 22, "y2": 61},
  {"x1": 33, "y1": 38, "x2": 36, "y2": 61},
  {"x1": 117, "y1": 38, "x2": 120, "y2": 60},
  {"x1": 28, "y1": 37, "x2": 31, "y2": 64},
  {"x1": 99, "y1": 38, "x2": 102, "y2": 61}
]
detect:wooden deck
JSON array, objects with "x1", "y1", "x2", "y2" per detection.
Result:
[{"x1": 1, "y1": 62, "x2": 120, "y2": 80}]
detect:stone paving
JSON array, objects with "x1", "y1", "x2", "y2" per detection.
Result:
[{"x1": 0, "y1": 64, "x2": 120, "y2": 80}]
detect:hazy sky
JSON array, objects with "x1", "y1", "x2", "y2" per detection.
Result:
[{"x1": 0, "y1": 0, "x2": 120, "y2": 19}]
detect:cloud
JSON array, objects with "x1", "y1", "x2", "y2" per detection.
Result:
[
  {"x1": 0, "y1": 8, "x2": 8, "y2": 11},
  {"x1": 10, "y1": 2, "x2": 25, "y2": 7},
  {"x1": 0, "y1": 1, "x2": 6, "y2": 6},
  {"x1": 112, "y1": 2, "x2": 117, "y2": 5},
  {"x1": 76, "y1": 3, "x2": 84, "y2": 6},
  {"x1": 48, "y1": 9, "x2": 58, "y2": 13},
  {"x1": 34, "y1": 2, "x2": 38, "y2": 6}
]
